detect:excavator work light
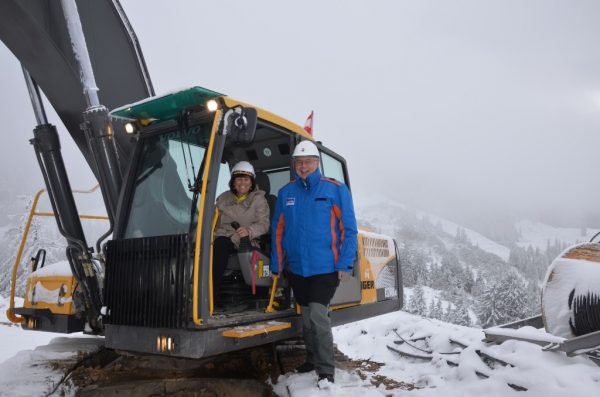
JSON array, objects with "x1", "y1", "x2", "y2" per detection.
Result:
[
  {"x1": 156, "y1": 335, "x2": 175, "y2": 352},
  {"x1": 124, "y1": 122, "x2": 136, "y2": 135},
  {"x1": 206, "y1": 99, "x2": 218, "y2": 112}
]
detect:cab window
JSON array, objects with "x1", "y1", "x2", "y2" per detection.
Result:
[
  {"x1": 266, "y1": 168, "x2": 291, "y2": 196},
  {"x1": 215, "y1": 163, "x2": 232, "y2": 199},
  {"x1": 321, "y1": 151, "x2": 346, "y2": 184}
]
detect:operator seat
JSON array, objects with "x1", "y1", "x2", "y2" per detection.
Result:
[{"x1": 254, "y1": 171, "x2": 276, "y2": 220}]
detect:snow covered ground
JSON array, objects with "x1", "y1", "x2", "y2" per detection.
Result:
[
  {"x1": 0, "y1": 296, "x2": 103, "y2": 396},
  {"x1": 2, "y1": 295, "x2": 599, "y2": 396},
  {"x1": 275, "y1": 311, "x2": 600, "y2": 396},
  {"x1": 0, "y1": 296, "x2": 72, "y2": 359}
]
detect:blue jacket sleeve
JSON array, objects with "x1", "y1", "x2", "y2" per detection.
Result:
[
  {"x1": 335, "y1": 184, "x2": 358, "y2": 272},
  {"x1": 270, "y1": 193, "x2": 285, "y2": 274}
]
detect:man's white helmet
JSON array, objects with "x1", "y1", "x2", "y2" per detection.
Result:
[
  {"x1": 292, "y1": 140, "x2": 320, "y2": 158},
  {"x1": 231, "y1": 161, "x2": 255, "y2": 178}
]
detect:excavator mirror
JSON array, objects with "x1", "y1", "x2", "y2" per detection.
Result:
[{"x1": 224, "y1": 107, "x2": 257, "y2": 145}]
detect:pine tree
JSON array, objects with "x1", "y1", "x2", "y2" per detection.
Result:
[
  {"x1": 427, "y1": 298, "x2": 435, "y2": 318},
  {"x1": 474, "y1": 282, "x2": 498, "y2": 328},
  {"x1": 494, "y1": 272, "x2": 530, "y2": 323},
  {"x1": 430, "y1": 298, "x2": 443, "y2": 319},
  {"x1": 455, "y1": 228, "x2": 470, "y2": 244},
  {"x1": 448, "y1": 300, "x2": 471, "y2": 326},
  {"x1": 406, "y1": 285, "x2": 427, "y2": 316},
  {"x1": 442, "y1": 303, "x2": 453, "y2": 323},
  {"x1": 475, "y1": 270, "x2": 530, "y2": 327}
]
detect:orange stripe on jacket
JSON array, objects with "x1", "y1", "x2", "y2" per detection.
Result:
[
  {"x1": 320, "y1": 177, "x2": 342, "y2": 186},
  {"x1": 330, "y1": 208, "x2": 339, "y2": 263},
  {"x1": 332, "y1": 204, "x2": 345, "y2": 251},
  {"x1": 275, "y1": 212, "x2": 285, "y2": 273}
]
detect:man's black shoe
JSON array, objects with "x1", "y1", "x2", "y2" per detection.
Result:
[
  {"x1": 295, "y1": 362, "x2": 315, "y2": 373},
  {"x1": 318, "y1": 373, "x2": 334, "y2": 383}
]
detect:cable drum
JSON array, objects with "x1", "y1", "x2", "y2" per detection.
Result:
[{"x1": 542, "y1": 243, "x2": 600, "y2": 338}]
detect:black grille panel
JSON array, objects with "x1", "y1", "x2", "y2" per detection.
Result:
[{"x1": 104, "y1": 234, "x2": 191, "y2": 329}]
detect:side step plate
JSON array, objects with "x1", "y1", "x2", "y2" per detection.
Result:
[{"x1": 222, "y1": 320, "x2": 291, "y2": 338}]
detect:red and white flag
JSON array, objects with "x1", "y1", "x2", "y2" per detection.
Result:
[{"x1": 304, "y1": 110, "x2": 314, "y2": 135}]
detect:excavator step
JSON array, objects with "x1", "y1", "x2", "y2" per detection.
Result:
[{"x1": 222, "y1": 320, "x2": 291, "y2": 338}]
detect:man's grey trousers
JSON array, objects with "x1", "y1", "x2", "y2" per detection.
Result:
[{"x1": 301, "y1": 302, "x2": 334, "y2": 376}]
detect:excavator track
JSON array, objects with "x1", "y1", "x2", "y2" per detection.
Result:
[
  {"x1": 39, "y1": 339, "x2": 413, "y2": 396},
  {"x1": 60, "y1": 345, "x2": 278, "y2": 397}
]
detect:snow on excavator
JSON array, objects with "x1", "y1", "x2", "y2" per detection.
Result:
[{"x1": 1, "y1": 1, "x2": 402, "y2": 360}]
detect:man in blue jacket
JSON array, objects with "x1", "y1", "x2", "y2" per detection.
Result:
[{"x1": 271, "y1": 140, "x2": 358, "y2": 384}]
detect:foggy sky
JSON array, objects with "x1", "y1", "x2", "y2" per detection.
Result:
[{"x1": 1, "y1": 0, "x2": 600, "y2": 229}]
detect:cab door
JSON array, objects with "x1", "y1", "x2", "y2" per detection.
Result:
[{"x1": 317, "y1": 145, "x2": 362, "y2": 306}]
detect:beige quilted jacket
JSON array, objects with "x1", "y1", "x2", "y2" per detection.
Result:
[{"x1": 213, "y1": 189, "x2": 270, "y2": 248}]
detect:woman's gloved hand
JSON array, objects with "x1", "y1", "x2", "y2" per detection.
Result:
[{"x1": 231, "y1": 222, "x2": 252, "y2": 252}]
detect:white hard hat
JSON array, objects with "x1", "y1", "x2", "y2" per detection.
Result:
[
  {"x1": 231, "y1": 161, "x2": 255, "y2": 178},
  {"x1": 292, "y1": 140, "x2": 320, "y2": 158}
]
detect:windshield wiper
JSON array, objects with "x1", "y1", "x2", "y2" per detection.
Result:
[
  {"x1": 176, "y1": 111, "x2": 198, "y2": 192},
  {"x1": 188, "y1": 157, "x2": 206, "y2": 235}
]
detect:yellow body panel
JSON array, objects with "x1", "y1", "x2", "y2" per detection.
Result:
[
  {"x1": 358, "y1": 235, "x2": 377, "y2": 304},
  {"x1": 331, "y1": 232, "x2": 398, "y2": 309},
  {"x1": 23, "y1": 274, "x2": 77, "y2": 315}
]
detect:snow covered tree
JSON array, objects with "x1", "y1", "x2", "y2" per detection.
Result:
[
  {"x1": 427, "y1": 298, "x2": 434, "y2": 318},
  {"x1": 475, "y1": 270, "x2": 530, "y2": 327},
  {"x1": 447, "y1": 300, "x2": 471, "y2": 326},
  {"x1": 406, "y1": 285, "x2": 427, "y2": 316},
  {"x1": 442, "y1": 303, "x2": 453, "y2": 323},
  {"x1": 455, "y1": 228, "x2": 470, "y2": 244},
  {"x1": 429, "y1": 298, "x2": 443, "y2": 320},
  {"x1": 0, "y1": 196, "x2": 67, "y2": 297},
  {"x1": 475, "y1": 282, "x2": 499, "y2": 328}
]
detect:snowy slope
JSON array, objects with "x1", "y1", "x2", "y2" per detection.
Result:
[
  {"x1": 416, "y1": 210, "x2": 510, "y2": 261},
  {"x1": 516, "y1": 219, "x2": 600, "y2": 251},
  {"x1": 356, "y1": 200, "x2": 408, "y2": 238},
  {"x1": 356, "y1": 199, "x2": 510, "y2": 261}
]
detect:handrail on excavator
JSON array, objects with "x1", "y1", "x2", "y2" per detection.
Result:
[{"x1": 6, "y1": 185, "x2": 109, "y2": 324}]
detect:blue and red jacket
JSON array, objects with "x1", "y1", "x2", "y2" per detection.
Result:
[{"x1": 270, "y1": 168, "x2": 358, "y2": 277}]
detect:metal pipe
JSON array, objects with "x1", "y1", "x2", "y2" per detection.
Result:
[
  {"x1": 60, "y1": 0, "x2": 100, "y2": 108},
  {"x1": 21, "y1": 66, "x2": 48, "y2": 125}
]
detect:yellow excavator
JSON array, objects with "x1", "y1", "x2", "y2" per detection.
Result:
[{"x1": 2, "y1": 1, "x2": 403, "y2": 360}]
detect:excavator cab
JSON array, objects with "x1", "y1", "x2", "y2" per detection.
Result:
[{"x1": 96, "y1": 87, "x2": 402, "y2": 358}]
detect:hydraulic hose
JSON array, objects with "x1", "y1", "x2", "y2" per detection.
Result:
[{"x1": 569, "y1": 290, "x2": 600, "y2": 336}]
